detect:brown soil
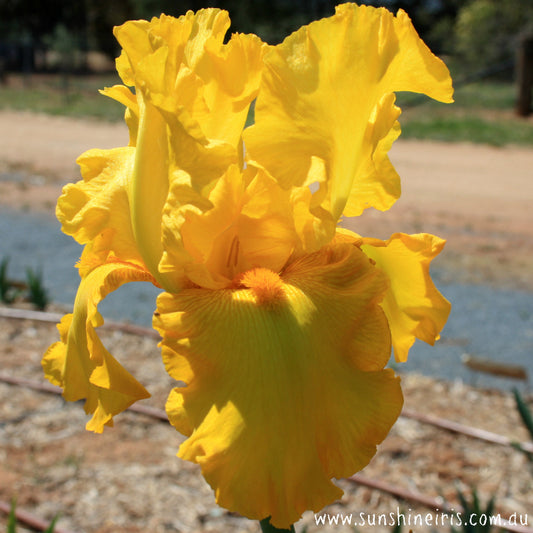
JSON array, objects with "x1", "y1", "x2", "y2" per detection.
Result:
[{"x1": 1, "y1": 110, "x2": 532, "y2": 532}]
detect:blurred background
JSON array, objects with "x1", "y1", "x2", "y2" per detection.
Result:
[{"x1": 1, "y1": 0, "x2": 533, "y2": 137}]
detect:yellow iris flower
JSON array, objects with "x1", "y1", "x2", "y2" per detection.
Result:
[{"x1": 43, "y1": 3, "x2": 453, "y2": 528}]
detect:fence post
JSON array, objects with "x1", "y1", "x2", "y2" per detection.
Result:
[{"x1": 516, "y1": 34, "x2": 533, "y2": 117}]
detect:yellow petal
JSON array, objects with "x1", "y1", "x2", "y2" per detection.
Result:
[
  {"x1": 290, "y1": 180, "x2": 337, "y2": 254},
  {"x1": 154, "y1": 242, "x2": 402, "y2": 527},
  {"x1": 130, "y1": 93, "x2": 235, "y2": 292},
  {"x1": 100, "y1": 85, "x2": 139, "y2": 146},
  {"x1": 110, "y1": 10, "x2": 269, "y2": 293},
  {"x1": 130, "y1": 94, "x2": 178, "y2": 292},
  {"x1": 161, "y1": 164, "x2": 298, "y2": 289},
  {"x1": 200, "y1": 32, "x2": 267, "y2": 146},
  {"x1": 42, "y1": 262, "x2": 153, "y2": 433},
  {"x1": 244, "y1": 3, "x2": 453, "y2": 228},
  {"x1": 57, "y1": 146, "x2": 143, "y2": 270},
  {"x1": 114, "y1": 9, "x2": 263, "y2": 150},
  {"x1": 361, "y1": 232, "x2": 451, "y2": 362}
]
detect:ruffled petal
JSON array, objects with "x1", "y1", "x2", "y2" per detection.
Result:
[
  {"x1": 244, "y1": 3, "x2": 453, "y2": 230},
  {"x1": 108, "y1": 10, "x2": 277, "y2": 294},
  {"x1": 113, "y1": 11, "x2": 267, "y2": 288},
  {"x1": 290, "y1": 181, "x2": 337, "y2": 254},
  {"x1": 161, "y1": 164, "x2": 298, "y2": 289},
  {"x1": 199, "y1": 32, "x2": 267, "y2": 146},
  {"x1": 114, "y1": 9, "x2": 264, "y2": 150},
  {"x1": 361, "y1": 232, "x2": 451, "y2": 362},
  {"x1": 42, "y1": 262, "x2": 154, "y2": 433},
  {"x1": 154, "y1": 242, "x2": 402, "y2": 527},
  {"x1": 57, "y1": 147, "x2": 144, "y2": 271}
]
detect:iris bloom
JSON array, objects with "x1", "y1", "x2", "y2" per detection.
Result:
[{"x1": 43, "y1": 3, "x2": 452, "y2": 528}]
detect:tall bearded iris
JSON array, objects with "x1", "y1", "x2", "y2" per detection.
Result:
[{"x1": 43, "y1": 4, "x2": 453, "y2": 529}]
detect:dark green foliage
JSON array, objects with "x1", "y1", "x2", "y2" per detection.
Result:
[
  {"x1": 0, "y1": 0, "x2": 86, "y2": 42},
  {"x1": 0, "y1": 257, "x2": 16, "y2": 304},
  {"x1": 512, "y1": 388, "x2": 533, "y2": 461},
  {"x1": 0, "y1": 0, "x2": 462, "y2": 64},
  {"x1": 513, "y1": 388, "x2": 533, "y2": 440},
  {"x1": 44, "y1": 514, "x2": 60, "y2": 533},
  {"x1": 0, "y1": 257, "x2": 50, "y2": 310},
  {"x1": 389, "y1": 521, "x2": 403, "y2": 533},
  {"x1": 452, "y1": 487, "x2": 497, "y2": 533},
  {"x1": 454, "y1": 0, "x2": 533, "y2": 79},
  {"x1": 25, "y1": 266, "x2": 48, "y2": 310}
]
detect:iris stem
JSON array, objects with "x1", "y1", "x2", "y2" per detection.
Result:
[{"x1": 259, "y1": 517, "x2": 295, "y2": 532}]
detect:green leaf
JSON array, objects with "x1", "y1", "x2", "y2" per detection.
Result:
[
  {"x1": 25, "y1": 266, "x2": 49, "y2": 310},
  {"x1": 0, "y1": 257, "x2": 16, "y2": 304},
  {"x1": 7, "y1": 499, "x2": 17, "y2": 533},
  {"x1": 513, "y1": 388, "x2": 533, "y2": 440},
  {"x1": 44, "y1": 514, "x2": 60, "y2": 533},
  {"x1": 259, "y1": 517, "x2": 296, "y2": 533}
]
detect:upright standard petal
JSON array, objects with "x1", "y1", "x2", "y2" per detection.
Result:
[
  {"x1": 114, "y1": 9, "x2": 264, "y2": 151},
  {"x1": 361, "y1": 233, "x2": 451, "y2": 362},
  {"x1": 245, "y1": 3, "x2": 453, "y2": 233},
  {"x1": 198, "y1": 32, "x2": 267, "y2": 146},
  {"x1": 154, "y1": 242, "x2": 402, "y2": 527},
  {"x1": 128, "y1": 89, "x2": 235, "y2": 292},
  {"x1": 42, "y1": 262, "x2": 153, "y2": 432}
]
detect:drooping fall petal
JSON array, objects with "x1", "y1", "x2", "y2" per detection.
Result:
[
  {"x1": 42, "y1": 262, "x2": 153, "y2": 432},
  {"x1": 56, "y1": 147, "x2": 144, "y2": 272},
  {"x1": 56, "y1": 147, "x2": 135, "y2": 260},
  {"x1": 245, "y1": 3, "x2": 453, "y2": 238},
  {"x1": 361, "y1": 232, "x2": 451, "y2": 362},
  {"x1": 154, "y1": 242, "x2": 402, "y2": 527}
]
